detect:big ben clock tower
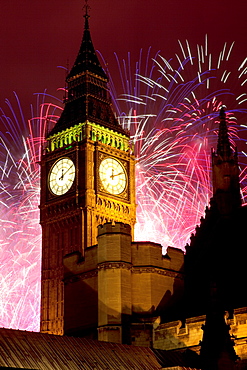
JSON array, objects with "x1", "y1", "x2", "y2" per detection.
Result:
[{"x1": 40, "y1": 6, "x2": 136, "y2": 335}]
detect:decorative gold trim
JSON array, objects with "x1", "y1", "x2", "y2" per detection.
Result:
[
  {"x1": 46, "y1": 121, "x2": 130, "y2": 152},
  {"x1": 97, "y1": 152, "x2": 130, "y2": 201},
  {"x1": 132, "y1": 267, "x2": 184, "y2": 280},
  {"x1": 64, "y1": 264, "x2": 184, "y2": 285},
  {"x1": 98, "y1": 262, "x2": 132, "y2": 271}
]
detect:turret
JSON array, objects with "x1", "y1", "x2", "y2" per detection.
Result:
[{"x1": 211, "y1": 107, "x2": 241, "y2": 215}]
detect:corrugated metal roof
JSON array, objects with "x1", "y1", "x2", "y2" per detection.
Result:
[
  {"x1": 153, "y1": 348, "x2": 201, "y2": 369},
  {"x1": 0, "y1": 328, "x2": 162, "y2": 370}
]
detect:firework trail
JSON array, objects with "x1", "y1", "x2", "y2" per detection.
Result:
[
  {"x1": 0, "y1": 92, "x2": 62, "y2": 331},
  {"x1": 108, "y1": 35, "x2": 247, "y2": 249},
  {"x1": 1, "y1": 36, "x2": 247, "y2": 330}
]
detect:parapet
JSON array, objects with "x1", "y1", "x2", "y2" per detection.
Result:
[
  {"x1": 131, "y1": 241, "x2": 184, "y2": 272},
  {"x1": 97, "y1": 222, "x2": 132, "y2": 237},
  {"x1": 166, "y1": 246, "x2": 184, "y2": 272}
]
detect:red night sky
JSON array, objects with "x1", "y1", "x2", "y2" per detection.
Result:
[
  {"x1": 1, "y1": 0, "x2": 247, "y2": 119},
  {"x1": 1, "y1": 0, "x2": 247, "y2": 332}
]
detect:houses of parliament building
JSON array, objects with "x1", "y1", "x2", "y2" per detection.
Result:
[{"x1": 1, "y1": 5, "x2": 247, "y2": 370}]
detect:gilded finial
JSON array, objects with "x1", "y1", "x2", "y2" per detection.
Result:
[
  {"x1": 83, "y1": 0, "x2": 90, "y2": 19},
  {"x1": 83, "y1": 0, "x2": 90, "y2": 30}
]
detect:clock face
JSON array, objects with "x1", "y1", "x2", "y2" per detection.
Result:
[
  {"x1": 48, "y1": 157, "x2": 75, "y2": 195},
  {"x1": 99, "y1": 157, "x2": 127, "y2": 195}
]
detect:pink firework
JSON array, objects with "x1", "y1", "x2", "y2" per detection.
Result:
[
  {"x1": 110, "y1": 37, "x2": 247, "y2": 249},
  {"x1": 1, "y1": 36, "x2": 247, "y2": 330},
  {"x1": 0, "y1": 92, "x2": 62, "y2": 330}
]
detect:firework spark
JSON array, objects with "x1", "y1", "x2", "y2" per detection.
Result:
[
  {"x1": 110, "y1": 36, "x2": 247, "y2": 249},
  {"x1": 0, "y1": 92, "x2": 62, "y2": 331},
  {"x1": 1, "y1": 36, "x2": 247, "y2": 330}
]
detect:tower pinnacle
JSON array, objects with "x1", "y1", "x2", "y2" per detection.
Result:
[
  {"x1": 83, "y1": 0, "x2": 90, "y2": 29},
  {"x1": 212, "y1": 106, "x2": 241, "y2": 214},
  {"x1": 48, "y1": 4, "x2": 126, "y2": 137},
  {"x1": 66, "y1": 3, "x2": 106, "y2": 81},
  {"x1": 217, "y1": 106, "x2": 232, "y2": 159}
]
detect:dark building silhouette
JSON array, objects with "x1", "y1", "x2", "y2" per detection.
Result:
[
  {"x1": 185, "y1": 107, "x2": 247, "y2": 319},
  {"x1": 200, "y1": 282, "x2": 238, "y2": 370}
]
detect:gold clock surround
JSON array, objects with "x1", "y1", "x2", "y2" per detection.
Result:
[
  {"x1": 98, "y1": 153, "x2": 129, "y2": 200},
  {"x1": 99, "y1": 157, "x2": 127, "y2": 195},
  {"x1": 48, "y1": 157, "x2": 75, "y2": 196}
]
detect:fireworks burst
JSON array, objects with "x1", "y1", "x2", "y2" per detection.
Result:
[
  {"x1": 1, "y1": 36, "x2": 247, "y2": 330},
  {"x1": 0, "y1": 92, "x2": 62, "y2": 331},
  {"x1": 110, "y1": 36, "x2": 247, "y2": 249}
]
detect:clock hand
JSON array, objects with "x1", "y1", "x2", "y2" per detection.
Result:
[
  {"x1": 63, "y1": 164, "x2": 74, "y2": 177},
  {"x1": 59, "y1": 164, "x2": 74, "y2": 181},
  {"x1": 111, "y1": 172, "x2": 124, "y2": 178},
  {"x1": 59, "y1": 169, "x2": 64, "y2": 181}
]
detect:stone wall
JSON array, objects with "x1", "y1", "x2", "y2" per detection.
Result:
[
  {"x1": 153, "y1": 307, "x2": 247, "y2": 363},
  {"x1": 154, "y1": 316, "x2": 205, "y2": 351},
  {"x1": 63, "y1": 222, "x2": 185, "y2": 343}
]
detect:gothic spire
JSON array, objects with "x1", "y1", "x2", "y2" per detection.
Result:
[
  {"x1": 216, "y1": 106, "x2": 232, "y2": 159},
  {"x1": 47, "y1": 3, "x2": 126, "y2": 137},
  {"x1": 67, "y1": 3, "x2": 107, "y2": 80},
  {"x1": 211, "y1": 106, "x2": 242, "y2": 214}
]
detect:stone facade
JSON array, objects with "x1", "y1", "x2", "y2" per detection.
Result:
[
  {"x1": 40, "y1": 13, "x2": 136, "y2": 335},
  {"x1": 152, "y1": 307, "x2": 247, "y2": 365},
  {"x1": 154, "y1": 316, "x2": 205, "y2": 352},
  {"x1": 63, "y1": 222, "x2": 184, "y2": 343}
]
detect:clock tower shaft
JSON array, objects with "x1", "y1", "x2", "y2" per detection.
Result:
[{"x1": 40, "y1": 9, "x2": 136, "y2": 335}]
